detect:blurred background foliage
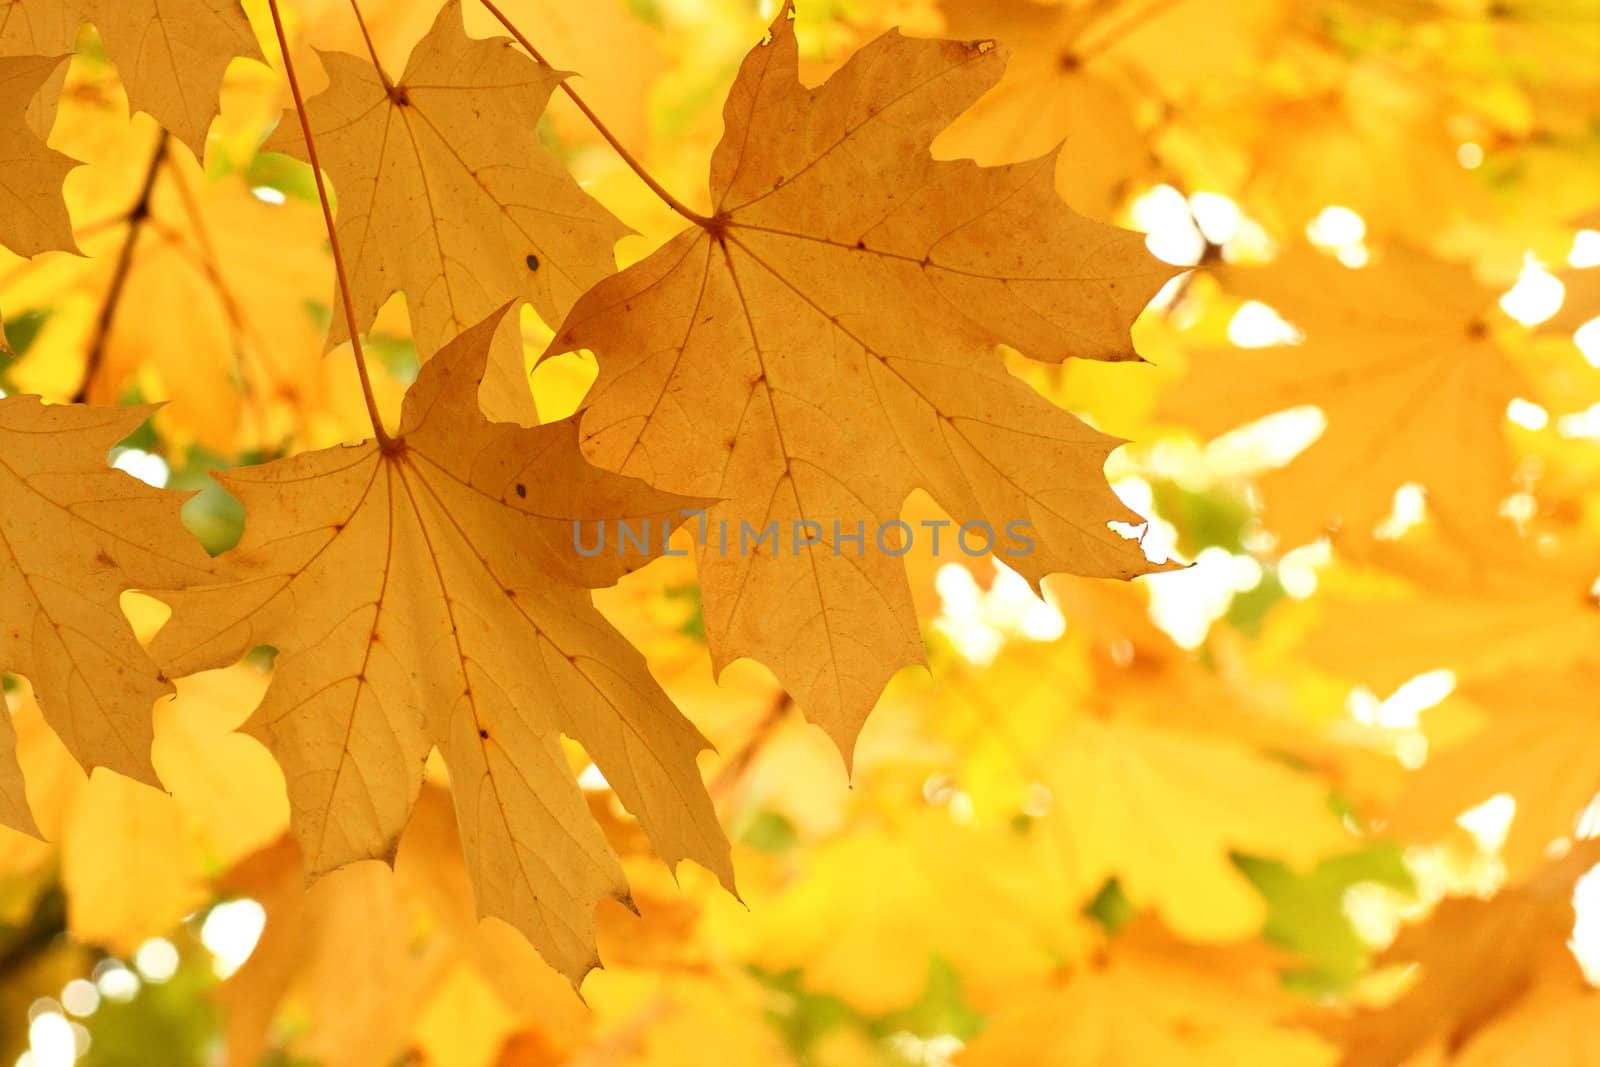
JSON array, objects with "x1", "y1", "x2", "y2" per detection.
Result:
[{"x1": 2, "y1": 0, "x2": 1600, "y2": 1064}]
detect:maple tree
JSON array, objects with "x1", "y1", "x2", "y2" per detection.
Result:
[{"x1": 0, "y1": 0, "x2": 1597, "y2": 1064}]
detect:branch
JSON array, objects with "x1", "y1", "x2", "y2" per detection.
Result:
[
  {"x1": 710, "y1": 689, "x2": 794, "y2": 804},
  {"x1": 72, "y1": 129, "x2": 169, "y2": 405}
]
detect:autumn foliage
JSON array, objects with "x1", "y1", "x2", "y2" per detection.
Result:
[{"x1": 1, "y1": 0, "x2": 1599, "y2": 1064}]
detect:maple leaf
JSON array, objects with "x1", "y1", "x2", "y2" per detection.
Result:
[
  {"x1": 294, "y1": 0, "x2": 664, "y2": 150},
  {"x1": 1387, "y1": 669, "x2": 1600, "y2": 881},
  {"x1": 3, "y1": 103, "x2": 355, "y2": 451},
  {"x1": 264, "y1": 0, "x2": 628, "y2": 376},
  {"x1": 0, "y1": 394, "x2": 214, "y2": 801},
  {"x1": 932, "y1": 0, "x2": 1285, "y2": 222},
  {"x1": 960, "y1": 921, "x2": 1338, "y2": 1067},
  {"x1": 399, "y1": 784, "x2": 588, "y2": 1023},
  {"x1": 1001, "y1": 712, "x2": 1349, "y2": 940},
  {"x1": 151, "y1": 663, "x2": 288, "y2": 869},
  {"x1": 1329, "y1": 841, "x2": 1600, "y2": 1067},
  {"x1": 1444, "y1": 977, "x2": 1600, "y2": 1067},
  {"x1": 61, "y1": 765, "x2": 206, "y2": 952},
  {"x1": 0, "y1": 0, "x2": 261, "y2": 159},
  {"x1": 1545, "y1": 264, "x2": 1598, "y2": 335},
  {"x1": 149, "y1": 306, "x2": 734, "y2": 982},
  {"x1": 0, "y1": 661, "x2": 279, "y2": 950},
  {"x1": 1162, "y1": 245, "x2": 1527, "y2": 545},
  {"x1": 0, "y1": 688, "x2": 33, "y2": 836},
  {"x1": 216, "y1": 835, "x2": 453, "y2": 1067},
  {"x1": 920, "y1": 636, "x2": 1354, "y2": 941},
  {"x1": 0, "y1": 54, "x2": 79, "y2": 258},
  {"x1": 545, "y1": 4, "x2": 1175, "y2": 755},
  {"x1": 217, "y1": 788, "x2": 588, "y2": 1064},
  {"x1": 0, "y1": 680, "x2": 81, "y2": 856},
  {"x1": 1305, "y1": 537, "x2": 1600, "y2": 694},
  {"x1": 1206, "y1": 63, "x2": 1491, "y2": 242},
  {"x1": 0, "y1": 6, "x2": 75, "y2": 138},
  {"x1": 753, "y1": 810, "x2": 1095, "y2": 1013},
  {"x1": 932, "y1": 0, "x2": 1295, "y2": 222},
  {"x1": 931, "y1": 0, "x2": 1153, "y2": 223}
]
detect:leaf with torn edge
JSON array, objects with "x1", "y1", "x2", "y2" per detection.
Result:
[
  {"x1": 544, "y1": 3, "x2": 1176, "y2": 758},
  {"x1": 149, "y1": 306, "x2": 733, "y2": 983}
]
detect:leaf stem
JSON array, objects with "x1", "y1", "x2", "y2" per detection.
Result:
[
  {"x1": 344, "y1": 0, "x2": 398, "y2": 94},
  {"x1": 265, "y1": 0, "x2": 394, "y2": 449},
  {"x1": 72, "y1": 129, "x2": 168, "y2": 405},
  {"x1": 474, "y1": 0, "x2": 717, "y2": 230}
]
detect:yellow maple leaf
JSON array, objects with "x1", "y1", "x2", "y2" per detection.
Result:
[
  {"x1": 1445, "y1": 976, "x2": 1600, "y2": 1067},
  {"x1": 215, "y1": 786, "x2": 591, "y2": 1065},
  {"x1": 751, "y1": 810, "x2": 1095, "y2": 1013},
  {"x1": 0, "y1": 685, "x2": 38, "y2": 838},
  {"x1": 149, "y1": 306, "x2": 733, "y2": 982},
  {"x1": 264, "y1": 0, "x2": 628, "y2": 372},
  {"x1": 0, "y1": 6, "x2": 75, "y2": 138},
  {"x1": 1163, "y1": 245, "x2": 1528, "y2": 545},
  {"x1": 1329, "y1": 842, "x2": 1600, "y2": 1067},
  {"x1": 546, "y1": 3, "x2": 1175, "y2": 757},
  {"x1": 0, "y1": 395, "x2": 214, "y2": 797},
  {"x1": 77, "y1": 0, "x2": 262, "y2": 154},
  {"x1": 1016, "y1": 714, "x2": 1349, "y2": 940},
  {"x1": 959, "y1": 922, "x2": 1337, "y2": 1067},
  {"x1": 927, "y1": 640, "x2": 1351, "y2": 940},
  {"x1": 398, "y1": 785, "x2": 588, "y2": 1031},
  {"x1": 931, "y1": 0, "x2": 1154, "y2": 223},
  {"x1": 0, "y1": 54, "x2": 79, "y2": 258},
  {"x1": 152, "y1": 663, "x2": 289, "y2": 870},
  {"x1": 0, "y1": 0, "x2": 262, "y2": 159},
  {"x1": 1306, "y1": 537, "x2": 1600, "y2": 694},
  {"x1": 1212, "y1": 61, "x2": 1490, "y2": 243},
  {"x1": 215, "y1": 835, "x2": 453, "y2": 1067},
  {"x1": 59, "y1": 767, "x2": 206, "y2": 954},
  {"x1": 2, "y1": 95, "x2": 367, "y2": 450},
  {"x1": 297, "y1": 0, "x2": 668, "y2": 151},
  {"x1": 1388, "y1": 670, "x2": 1600, "y2": 881},
  {"x1": 1546, "y1": 264, "x2": 1598, "y2": 335}
]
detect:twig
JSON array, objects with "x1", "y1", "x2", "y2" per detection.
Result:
[
  {"x1": 160, "y1": 165, "x2": 274, "y2": 438},
  {"x1": 266, "y1": 0, "x2": 394, "y2": 448},
  {"x1": 709, "y1": 689, "x2": 794, "y2": 802},
  {"x1": 72, "y1": 130, "x2": 169, "y2": 404}
]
